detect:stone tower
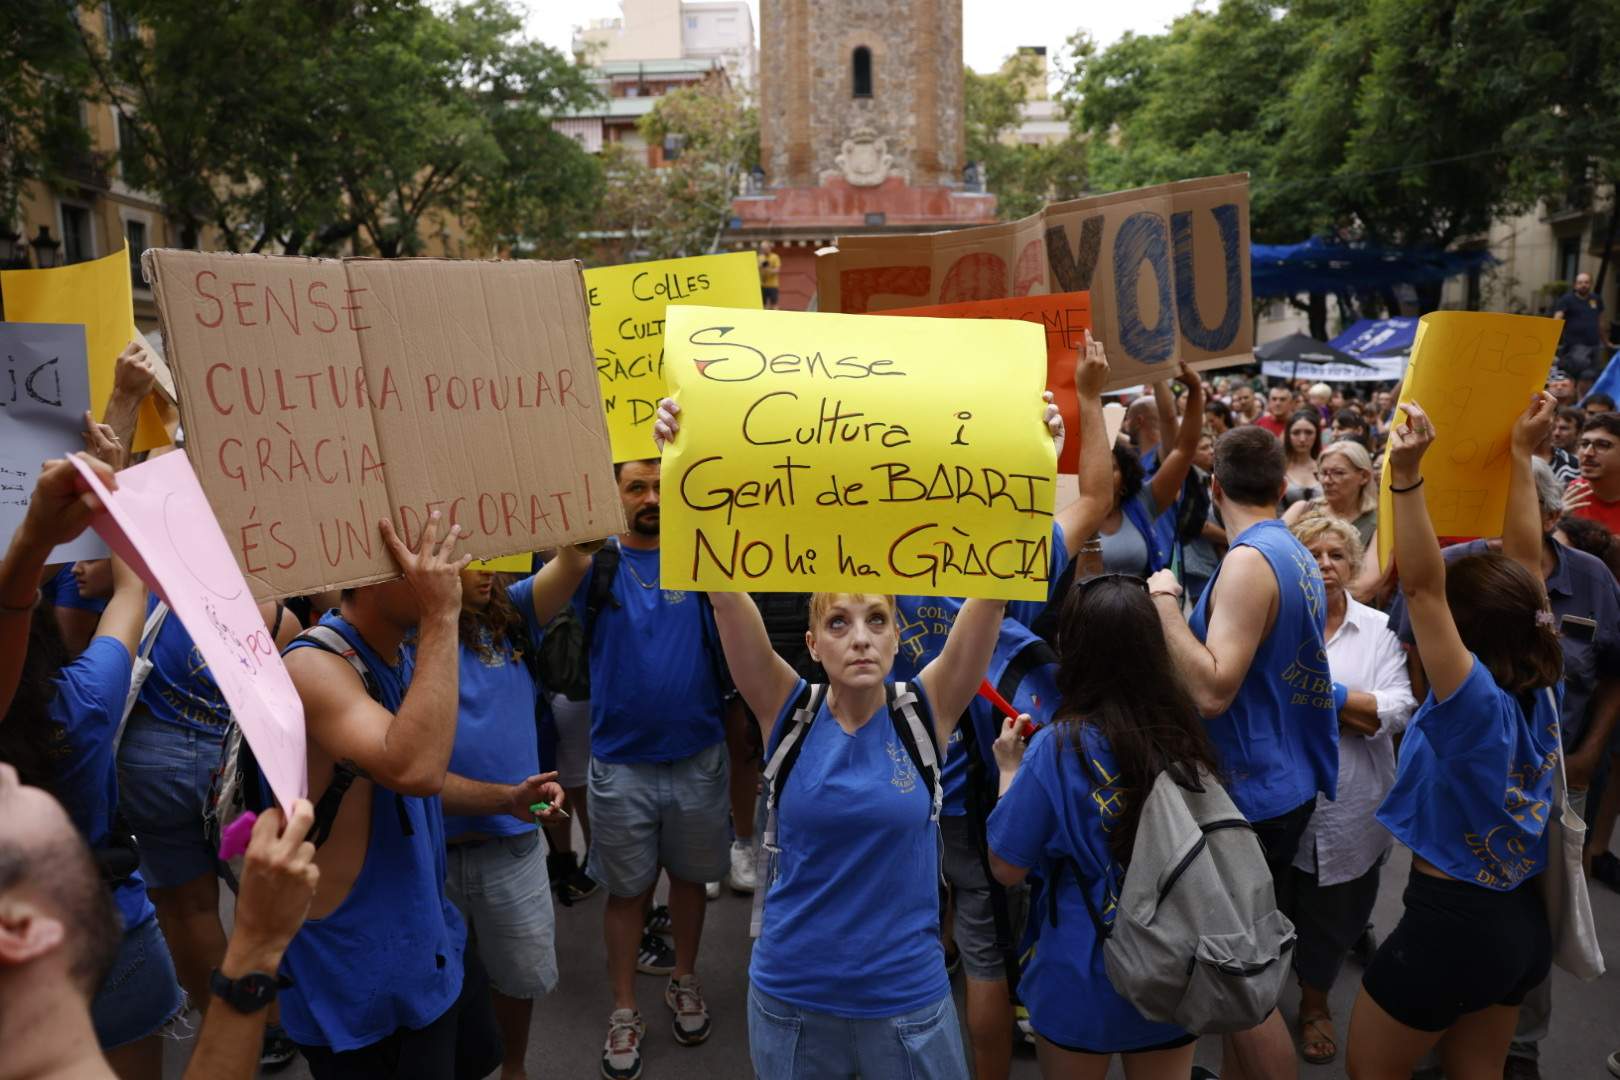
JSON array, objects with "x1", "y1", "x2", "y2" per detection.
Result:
[{"x1": 758, "y1": 0, "x2": 965, "y2": 191}]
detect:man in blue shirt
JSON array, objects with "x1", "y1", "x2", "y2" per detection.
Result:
[
  {"x1": 524, "y1": 459, "x2": 732, "y2": 1080},
  {"x1": 1552, "y1": 271, "x2": 1611, "y2": 376},
  {"x1": 439, "y1": 567, "x2": 569, "y2": 1080},
  {"x1": 1150, "y1": 425, "x2": 1339, "y2": 1080}
]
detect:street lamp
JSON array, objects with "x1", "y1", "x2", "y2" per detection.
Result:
[{"x1": 30, "y1": 225, "x2": 61, "y2": 269}]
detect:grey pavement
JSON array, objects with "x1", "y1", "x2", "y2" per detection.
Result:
[{"x1": 164, "y1": 837, "x2": 1620, "y2": 1080}]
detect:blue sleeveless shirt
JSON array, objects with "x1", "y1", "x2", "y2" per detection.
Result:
[
  {"x1": 1188, "y1": 520, "x2": 1339, "y2": 822},
  {"x1": 276, "y1": 614, "x2": 466, "y2": 1052}
]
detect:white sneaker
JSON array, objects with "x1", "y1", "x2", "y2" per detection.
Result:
[
  {"x1": 728, "y1": 839, "x2": 757, "y2": 894},
  {"x1": 705, "y1": 880, "x2": 721, "y2": 900}
]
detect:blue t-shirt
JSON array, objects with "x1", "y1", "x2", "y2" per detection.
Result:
[
  {"x1": 49, "y1": 637, "x2": 155, "y2": 934},
  {"x1": 987, "y1": 724, "x2": 1188, "y2": 1051},
  {"x1": 138, "y1": 594, "x2": 232, "y2": 733},
  {"x1": 893, "y1": 522, "x2": 1070, "y2": 816},
  {"x1": 573, "y1": 544, "x2": 725, "y2": 763},
  {"x1": 1188, "y1": 519, "x2": 1339, "y2": 822},
  {"x1": 750, "y1": 678, "x2": 948, "y2": 1017},
  {"x1": 277, "y1": 614, "x2": 466, "y2": 1052},
  {"x1": 443, "y1": 578, "x2": 543, "y2": 839},
  {"x1": 1377, "y1": 658, "x2": 1560, "y2": 890}
]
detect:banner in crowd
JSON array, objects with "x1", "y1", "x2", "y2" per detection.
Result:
[
  {"x1": 661, "y1": 305, "x2": 1057, "y2": 600},
  {"x1": 1261, "y1": 355, "x2": 1406, "y2": 384},
  {"x1": 144, "y1": 251, "x2": 625, "y2": 599},
  {"x1": 1, "y1": 245, "x2": 172, "y2": 452},
  {"x1": 1376, "y1": 311, "x2": 1563, "y2": 569},
  {"x1": 875, "y1": 291, "x2": 1091, "y2": 474},
  {"x1": 583, "y1": 251, "x2": 762, "y2": 462},
  {"x1": 815, "y1": 174, "x2": 1251, "y2": 392},
  {"x1": 0, "y1": 322, "x2": 106, "y2": 562},
  {"x1": 71, "y1": 452, "x2": 306, "y2": 810}
]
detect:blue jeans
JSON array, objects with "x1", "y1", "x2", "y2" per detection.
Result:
[
  {"x1": 91, "y1": 914, "x2": 183, "y2": 1049},
  {"x1": 747, "y1": 986, "x2": 968, "y2": 1080},
  {"x1": 116, "y1": 710, "x2": 227, "y2": 889}
]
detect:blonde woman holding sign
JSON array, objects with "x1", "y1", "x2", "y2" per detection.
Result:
[{"x1": 652, "y1": 381, "x2": 1074, "y2": 1080}]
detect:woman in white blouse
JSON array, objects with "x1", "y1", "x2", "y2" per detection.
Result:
[{"x1": 1287, "y1": 511, "x2": 1417, "y2": 1066}]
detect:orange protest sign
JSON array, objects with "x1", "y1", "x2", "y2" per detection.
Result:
[{"x1": 877, "y1": 292, "x2": 1091, "y2": 473}]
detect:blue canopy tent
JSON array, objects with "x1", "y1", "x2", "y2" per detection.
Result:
[{"x1": 1249, "y1": 238, "x2": 1493, "y2": 298}]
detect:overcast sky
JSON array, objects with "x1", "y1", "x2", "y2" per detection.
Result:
[{"x1": 522, "y1": 0, "x2": 1199, "y2": 76}]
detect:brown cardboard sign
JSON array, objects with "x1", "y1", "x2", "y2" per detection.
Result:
[
  {"x1": 144, "y1": 250, "x2": 624, "y2": 600},
  {"x1": 816, "y1": 174, "x2": 1251, "y2": 390}
]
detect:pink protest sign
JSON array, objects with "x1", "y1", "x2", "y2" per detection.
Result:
[{"x1": 71, "y1": 453, "x2": 307, "y2": 809}]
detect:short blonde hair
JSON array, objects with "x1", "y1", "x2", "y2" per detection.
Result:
[
  {"x1": 1291, "y1": 510, "x2": 1365, "y2": 578},
  {"x1": 1308, "y1": 382, "x2": 1333, "y2": 403},
  {"x1": 1320, "y1": 439, "x2": 1378, "y2": 517},
  {"x1": 808, "y1": 592, "x2": 897, "y2": 630}
]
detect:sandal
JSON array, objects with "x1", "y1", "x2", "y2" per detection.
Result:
[{"x1": 1299, "y1": 1012, "x2": 1337, "y2": 1066}]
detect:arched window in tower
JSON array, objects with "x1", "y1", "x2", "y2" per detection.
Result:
[{"x1": 852, "y1": 46, "x2": 873, "y2": 98}]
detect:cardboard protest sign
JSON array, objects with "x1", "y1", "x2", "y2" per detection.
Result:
[
  {"x1": 662, "y1": 306, "x2": 1057, "y2": 601},
  {"x1": 1, "y1": 245, "x2": 170, "y2": 452},
  {"x1": 0, "y1": 323, "x2": 105, "y2": 561},
  {"x1": 584, "y1": 251, "x2": 762, "y2": 462},
  {"x1": 144, "y1": 250, "x2": 624, "y2": 600},
  {"x1": 70, "y1": 452, "x2": 306, "y2": 810},
  {"x1": 876, "y1": 292, "x2": 1091, "y2": 473},
  {"x1": 1376, "y1": 312, "x2": 1562, "y2": 570},
  {"x1": 816, "y1": 174, "x2": 1251, "y2": 391}
]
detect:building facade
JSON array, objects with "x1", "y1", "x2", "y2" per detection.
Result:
[{"x1": 729, "y1": 0, "x2": 996, "y2": 310}]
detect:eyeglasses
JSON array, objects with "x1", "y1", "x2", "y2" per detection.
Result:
[{"x1": 1319, "y1": 468, "x2": 1354, "y2": 481}]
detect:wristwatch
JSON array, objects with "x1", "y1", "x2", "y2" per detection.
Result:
[{"x1": 209, "y1": 968, "x2": 287, "y2": 1014}]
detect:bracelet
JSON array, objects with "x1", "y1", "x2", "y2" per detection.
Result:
[
  {"x1": 1389, "y1": 477, "x2": 1424, "y2": 494},
  {"x1": 0, "y1": 589, "x2": 40, "y2": 615}
]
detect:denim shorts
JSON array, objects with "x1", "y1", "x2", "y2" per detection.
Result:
[
  {"x1": 747, "y1": 986, "x2": 968, "y2": 1080},
  {"x1": 586, "y1": 741, "x2": 731, "y2": 896},
  {"x1": 91, "y1": 914, "x2": 184, "y2": 1050},
  {"x1": 116, "y1": 710, "x2": 228, "y2": 890},
  {"x1": 445, "y1": 830, "x2": 559, "y2": 1000}
]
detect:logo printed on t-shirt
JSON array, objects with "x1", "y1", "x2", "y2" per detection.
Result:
[{"x1": 886, "y1": 739, "x2": 918, "y2": 794}]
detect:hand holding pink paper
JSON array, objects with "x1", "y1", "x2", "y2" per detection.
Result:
[{"x1": 69, "y1": 453, "x2": 307, "y2": 809}]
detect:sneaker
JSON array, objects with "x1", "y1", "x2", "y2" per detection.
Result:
[
  {"x1": 705, "y1": 880, "x2": 721, "y2": 900},
  {"x1": 259, "y1": 1023, "x2": 298, "y2": 1072},
  {"x1": 636, "y1": 930, "x2": 676, "y2": 975},
  {"x1": 551, "y1": 852, "x2": 600, "y2": 907},
  {"x1": 1605, "y1": 1050, "x2": 1620, "y2": 1079},
  {"x1": 664, "y1": 974, "x2": 712, "y2": 1046},
  {"x1": 1504, "y1": 1056, "x2": 1541, "y2": 1080},
  {"x1": 601, "y1": 1008, "x2": 644, "y2": 1080},
  {"x1": 729, "y1": 839, "x2": 758, "y2": 894},
  {"x1": 645, "y1": 903, "x2": 673, "y2": 938}
]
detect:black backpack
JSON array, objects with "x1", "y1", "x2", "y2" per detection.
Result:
[{"x1": 532, "y1": 546, "x2": 623, "y2": 702}]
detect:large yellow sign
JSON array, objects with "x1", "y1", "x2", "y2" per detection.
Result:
[
  {"x1": 584, "y1": 251, "x2": 762, "y2": 462},
  {"x1": 661, "y1": 306, "x2": 1057, "y2": 600},
  {"x1": 1, "y1": 245, "x2": 169, "y2": 451},
  {"x1": 1376, "y1": 311, "x2": 1562, "y2": 570}
]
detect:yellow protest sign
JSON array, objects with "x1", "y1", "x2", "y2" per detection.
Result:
[
  {"x1": 467, "y1": 554, "x2": 533, "y2": 573},
  {"x1": 1376, "y1": 311, "x2": 1562, "y2": 570},
  {"x1": 662, "y1": 306, "x2": 1057, "y2": 600},
  {"x1": 1, "y1": 244, "x2": 169, "y2": 451},
  {"x1": 584, "y1": 252, "x2": 761, "y2": 462}
]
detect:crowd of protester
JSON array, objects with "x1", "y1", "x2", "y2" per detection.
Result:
[{"x1": 3, "y1": 327, "x2": 1619, "y2": 1080}]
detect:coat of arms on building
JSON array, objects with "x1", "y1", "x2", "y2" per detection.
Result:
[{"x1": 829, "y1": 127, "x2": 896, "y2": 187}]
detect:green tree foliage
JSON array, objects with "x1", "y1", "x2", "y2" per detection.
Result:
[
  {"x1": 595, "y1": 79, "x2": 758, "y2": 261},
  {"x1": 0, "y1": 2, "x2": 95, "y2": 228},
  {"x1": 21, "y1": 0, "x2": 600, "y2": 256},
  {"x1": 963, "y1": 55, "x2": 1086, "y2": 221}
]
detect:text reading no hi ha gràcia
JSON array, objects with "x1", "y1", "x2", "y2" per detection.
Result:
[{"x1": 689, "y1": 525, "x2": 1052, "y2": 590}]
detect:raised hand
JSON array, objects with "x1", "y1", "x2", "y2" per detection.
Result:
[
  {"x1": 1387, "y1": 401, "x2": 1436, "y2": 488},
  {"x1": 20, "y1": 455, "x2": 116, "y2": 550},
  {"x1": 653, "y1": 397, "x2": 681, "y2": 453},
  {"x1": 1076, "y1": 329, "x2": 1109, "y2": 398},
  {"x1": 81, "y1": 411, "x2": 127, "y2": 471},
  {"x1": 1043, "y1": 390, "x2": 1065, "y2": 461},
  {"x1": 992, "y1": 714, "x2": 1029, "y2": 775},
  {"x1": 229, "y1": 800, "x2": 320, "y2": 972},
  {"x1": 379, "y1": 511, "x2": 469, "y2": 620},
  {"x1": 112, "y1": 339, "x2": 159, "y2": 402},
  {"x1": 1510, "y1": 391, "x2": 1556, "y2": 456}
]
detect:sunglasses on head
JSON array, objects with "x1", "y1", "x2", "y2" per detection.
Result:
[{"x1": 1074, "y1": 572, "x2": 1149, "y2": 598}]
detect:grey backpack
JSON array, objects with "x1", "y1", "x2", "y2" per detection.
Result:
[{"x1": 1076, "y1": 766, "x2": 1296, "y2": 1034}]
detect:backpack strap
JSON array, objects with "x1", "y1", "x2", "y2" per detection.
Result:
[
  {"x1": 888, "y1": 682, "x2": 943, "y2": 825},
  {"x1": 115, "y1": 601, "x2": 171, "y2": 748},
  {"x1": 750, "y1": 682, "x2": 826, "y2": 938},
  {"x1": 286, "y1": 625, "x2": 385, "y2": 847},
  {"x1": 581, "y1": 542, "x2": 623, "y2": 652}
]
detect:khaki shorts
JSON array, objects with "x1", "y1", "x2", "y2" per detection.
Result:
[{"x1": 586, "y1": 741, "x2": 732, "y2": 896}]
